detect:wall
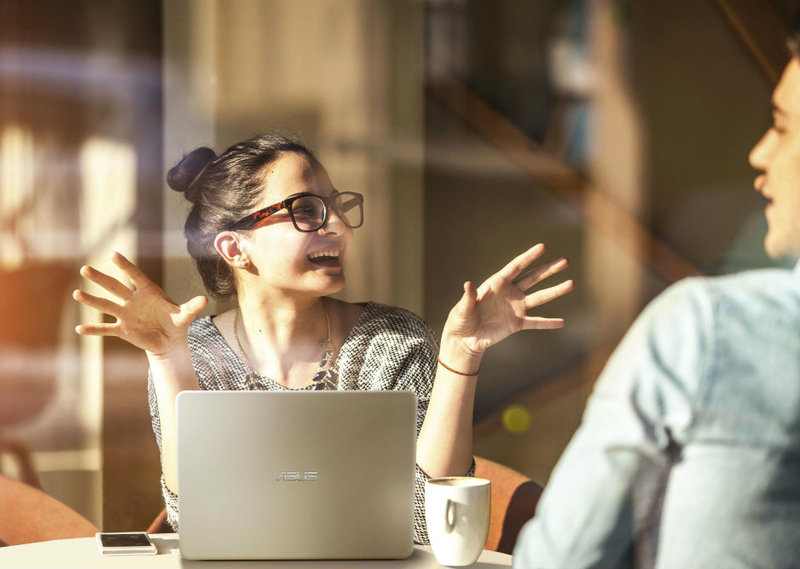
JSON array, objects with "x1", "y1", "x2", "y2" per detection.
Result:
[
  {"x1": 163, "y1": 0, "x2": 426, "y2": 317},
  {"x1": 0, "y1": 0, "x2": 792, "y2": 530},
  {"x1": 0, "y1": 0, "x2": 163, "y2": 529},
  {"x1": 425, "y1": 0, "x2": 788, "y2": 485}
]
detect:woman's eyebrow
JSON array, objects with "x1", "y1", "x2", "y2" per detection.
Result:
[{"x1": 284, "y1": 191, "x2": 311, "y2": 200}]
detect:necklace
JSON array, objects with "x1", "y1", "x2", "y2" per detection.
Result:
[{"x1": 233, "y1": 299, "x2": 339, "y2": 391}]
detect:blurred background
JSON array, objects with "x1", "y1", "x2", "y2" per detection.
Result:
[{"x1": 0, "y1": 0, "x2": 796, "y2": 531}]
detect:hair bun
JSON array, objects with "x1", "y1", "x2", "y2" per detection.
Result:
[{"x1": 167, "y1": 147, "x2": 217, "y2": 202}]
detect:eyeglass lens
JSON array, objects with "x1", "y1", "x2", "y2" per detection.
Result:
[{"x1": 291, "y1": 193, "x2": 363, "y2": 231}]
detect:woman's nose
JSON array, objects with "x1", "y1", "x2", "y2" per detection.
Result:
[{"x1": 319, "y1": 208, "x2": 345, "y2": 234}]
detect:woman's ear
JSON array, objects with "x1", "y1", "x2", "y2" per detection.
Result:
[{"x1": 214, "y1": 231, "x2": 250, "y2": 268}]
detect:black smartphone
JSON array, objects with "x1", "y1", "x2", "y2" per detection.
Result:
[{"x1": 95, "y1": 532, "x2": 158, "y2": 555}]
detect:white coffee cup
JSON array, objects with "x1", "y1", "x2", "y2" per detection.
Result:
[{"x1": 425, "y1": 477, "x2": 491, "y2": 567}]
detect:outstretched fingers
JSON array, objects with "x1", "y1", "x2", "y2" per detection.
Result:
[
  {"x1": 110, "y1": 251, "x2": 155, "y2": 291},
  {"x1": 180, "y1": 295, "x2": 209, "y2": 323},
  {"x1": 452, "y1": 281, "x2": 479, "y2": 319},
  {"x1": 79, "y1": 264, "x2": 132, "y2": 301},
  {"x1": 74, "y1": 322, "x2": 121, "y2": 337},
  {"x1": 524, "y1": 279, "x2": 574, "y2": 310},
  {"x1": 496, "y1": 243, "x2": 546, "y2": 282},
  {"x1": 72, "y1": 289, "x2": 122, "y2": 319},
  {"x1": 522, "y1": 316, "x2": 566, "y2": 330},
  {"x1": 515, "y1": 256, "x2": 570, "y2": 292}
]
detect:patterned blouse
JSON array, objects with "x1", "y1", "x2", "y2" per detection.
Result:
[{"x1": 147, "y1": 301, "x2": 473, "y2": 545}]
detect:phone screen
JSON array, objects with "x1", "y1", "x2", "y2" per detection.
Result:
[{"x1": 99, "y1": 533, "x2": 153, "y2": 547}]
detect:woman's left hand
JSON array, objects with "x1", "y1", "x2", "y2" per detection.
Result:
[{"x1": 443, "y1": 243, "x2": 574, "y2": 357}]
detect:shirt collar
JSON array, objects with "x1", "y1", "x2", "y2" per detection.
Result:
[{"x1": 794, "y1": 257, "x2": 800, "y2": 277}]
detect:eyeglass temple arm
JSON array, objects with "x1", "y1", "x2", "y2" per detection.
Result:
[{"x1": 231, "y1": 202, "x2": 288, "y2": 230}]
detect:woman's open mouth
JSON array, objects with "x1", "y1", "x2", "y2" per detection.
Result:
[{"x1": 307, "y1": 249, "x2": 342, "y2": 266}]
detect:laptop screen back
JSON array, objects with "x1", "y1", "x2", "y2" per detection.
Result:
[{"x1": 176, "y1": 390, "x2": 417, "y2": 560}]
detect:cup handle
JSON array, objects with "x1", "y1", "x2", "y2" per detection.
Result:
[{"x1": 445, "y1": 499, "x2": 456, "y2": 533}]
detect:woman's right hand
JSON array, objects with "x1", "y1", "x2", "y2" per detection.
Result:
[{"x1": 73, "y1": 251, "x2": 208, "y2": 357}]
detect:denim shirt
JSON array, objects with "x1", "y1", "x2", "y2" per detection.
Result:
[{"x1": 514, "y1": 260, "x2": 800, "y2": 569}]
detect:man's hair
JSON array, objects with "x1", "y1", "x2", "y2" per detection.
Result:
[{"x1": 791, "y1": 13, "x2": 800, "y2": 58}]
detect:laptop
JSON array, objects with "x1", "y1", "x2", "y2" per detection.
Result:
[{"x1": 176, "y1": 390, "x2": 417, "y2": 560}]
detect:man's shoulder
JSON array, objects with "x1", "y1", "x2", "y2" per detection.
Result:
[
  {"x1": 709, "y1": 265, "x2": 798, "y2": 288},
  {"x1": 659, "y1": 266, "x2": 797, "y2": 307},
  {"x1": 701, "y1": 267, "x2": 799, "y2": 318},
  {"x1": 633, "y1": 266, "x2": 797, "y2": 342}
]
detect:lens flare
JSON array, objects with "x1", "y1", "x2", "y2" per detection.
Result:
[{"x1": 502, "y1": 404, "x2": 531, "y2": 434}]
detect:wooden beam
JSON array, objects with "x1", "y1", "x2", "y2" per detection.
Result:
[
  {"x1": 426, "y1": 63, "x2": 701, "y2": 285},
  {"x1": 711, "y1": 0, "x2": 790, "y2": 86},
  {"x1": 442, "y1": 1, "x2": 790, "y2": 440},
  {"x1": 426, "y1": 65, "x2": 701, "y2": 440}
]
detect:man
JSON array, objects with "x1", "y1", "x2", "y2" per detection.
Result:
[{"x1": 513, "y1": 21, "x2": 800, "y2": 569}]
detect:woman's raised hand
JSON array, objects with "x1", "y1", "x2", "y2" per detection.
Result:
[
  {"x1": 444, "y1": 243, "x2": 574, "y2": 356},
  {"x1": 73, "y1": 252, "x2": 208, "y2": 357}
]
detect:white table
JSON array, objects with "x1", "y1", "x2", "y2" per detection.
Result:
[{"x1": 0, "y1": 534, "x2": 512, "y2": 568}]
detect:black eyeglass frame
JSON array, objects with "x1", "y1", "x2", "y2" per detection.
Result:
[{"x1": 229, "y1": 191, "x2": 364, "y2": 232}]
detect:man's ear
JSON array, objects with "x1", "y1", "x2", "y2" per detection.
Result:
[{"x1": 214, "y1": 231, "x2": 249, "y2": 268}]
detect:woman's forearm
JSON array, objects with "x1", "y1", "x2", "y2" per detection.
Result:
[
  {"x1": 147, "y1": 345, "x2": 200, "y2": 494},
  {"x1": 416, "y1": 333, "x2": 482, "y2": 477}
]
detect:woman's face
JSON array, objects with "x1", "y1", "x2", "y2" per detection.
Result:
[{"x1": 237, "y1": 152, "x2": 354, "y2": 299}]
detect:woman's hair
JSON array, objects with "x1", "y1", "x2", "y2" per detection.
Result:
[{"x1": 167, "y1": 133, "x2": 314, "y2": 299}]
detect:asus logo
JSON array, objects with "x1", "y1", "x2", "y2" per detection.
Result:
[{"x1": 276, "y1": 471, "x2": 318, "y2": 482}]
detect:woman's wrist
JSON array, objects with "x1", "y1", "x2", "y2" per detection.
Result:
[
  {"x1": 438, "y1": 331, "x2": 484, "y2": 376},
  {"x1": 145, "y1": 337, "x2": 191, "y2": 362},
  {"x1": 146, "y1": 341, "x2": 199, "y2": 391},
  {"x1": 437, "y1": 357, "x2": 480, "y2": 377}
]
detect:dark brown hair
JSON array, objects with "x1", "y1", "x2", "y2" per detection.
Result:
[
  {"x1": 167, "y1": 133, "x2": 313, "y2": 299},
  {"x1": 791, "y1": 11, "x2": 800, "y2": 58}
]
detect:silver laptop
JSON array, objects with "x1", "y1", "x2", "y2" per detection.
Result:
[{"x1": 176, "y1": 390, "x2": 417, "y2": 560}]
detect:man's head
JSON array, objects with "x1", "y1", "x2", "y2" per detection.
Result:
[{"x1": 748, "y1": 29, "x2": 800, "y2": 262}]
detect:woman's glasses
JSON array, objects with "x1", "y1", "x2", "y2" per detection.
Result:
[{"x1": 230, "y1": 191, "x2": 364, "y2": 233}]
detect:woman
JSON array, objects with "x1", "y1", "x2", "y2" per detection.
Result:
[{"x1": 73, "y1": 133, "x2": 573, "y2": 544}]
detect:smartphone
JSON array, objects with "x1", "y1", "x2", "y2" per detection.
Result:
[{"x1": 95, "y1": 532, "x2": 158, "y2": 555}]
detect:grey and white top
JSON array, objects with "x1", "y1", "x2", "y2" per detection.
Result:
[{"x1": 148, "y1": 301, "x2": 471, "y2": 545}]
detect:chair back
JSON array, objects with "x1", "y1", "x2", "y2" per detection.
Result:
[
  {"x1": 0, "y1": 474, "x2": 97, "y2": 546},
  {"x1": 474, "y1": 456, "x2": 543, "y2": 555},
  {"x1": 0, "y1": 263, "x2": 76, "y2": 430},
  {"x1": 147, "y1": 508, "x2": 171, "y2": 534}
]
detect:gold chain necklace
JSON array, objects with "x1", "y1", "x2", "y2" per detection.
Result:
[{"x1": 233, "y1": 300, "x2": 338, "y2": 390}]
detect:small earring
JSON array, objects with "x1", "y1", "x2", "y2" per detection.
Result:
[{"x1": 238, "y1": 259, "x2": 250, "y2": 268}]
